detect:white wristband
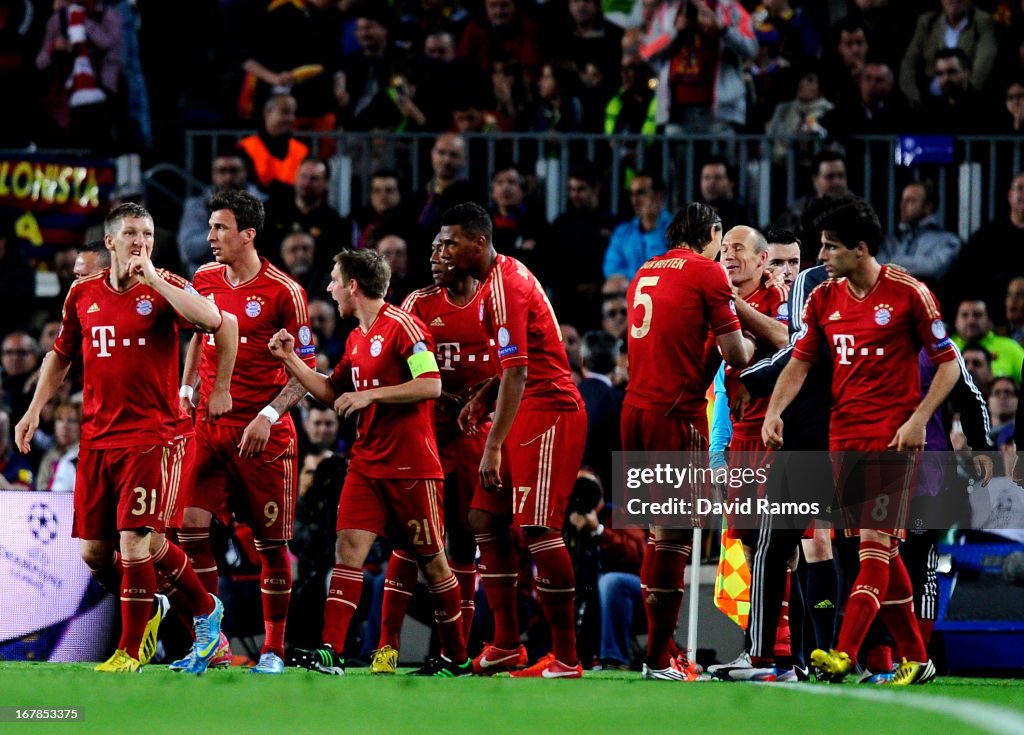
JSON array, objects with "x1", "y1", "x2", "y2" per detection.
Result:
[
  {"x1": 258, "y1": 405, "x2": 280, "y2": 424},
  {"x1": 179, "y1": 385, "x2": 194, "y2": 401}
]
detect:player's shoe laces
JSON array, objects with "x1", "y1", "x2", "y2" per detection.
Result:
[
  {"x1": 181, "y1": 594, "x2": 225, "y2": 675},
  {"x1": 472, "y1": 643, "x2": 529, "y2": 675},
  {"x1": 139, "y1": 593, "x2": 169, "y2": 665},
  {"x1": 370, "y1": 645, "x2": 398, "y2": 675},
  {"x1": 409, "y1": 655, "x2": 473, "y2": 677},
  {"x1": 292, "y1": 644, "x2": 345, "y2": 676},
  {"x1": 95, "y1": 648, "x2": 141, "y2": 673},
  {"x1": 509, "y1": 653, "x2": 583, "y2": 679},
  {"x1": 250, "y1": 652, "x2": 285, "y2": 674},
  {"x1": 889, "y1": 658, "x2": 936, "y2": 686},
  {"x1": 810, "y1": 648, "x2": 853, "y2": 683}
]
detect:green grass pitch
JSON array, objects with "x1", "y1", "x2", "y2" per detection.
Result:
[{"x1": 1, "y1": 664, "x2": 1022, "y2": 735}]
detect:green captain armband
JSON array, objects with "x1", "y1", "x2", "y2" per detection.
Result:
[{"x1": 407, "y1": 347, "x2": 439, "y2": 378}]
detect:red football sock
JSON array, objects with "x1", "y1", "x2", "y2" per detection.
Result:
[
  {"x1": 119, "y1": 555, "x2": 156, "y2": 659},
  {"x1": 257, "y1": 542, "x2": 291, "y2": 658},
  {"x1": 866, "y1": 643, "x2": 893, "y2": 674},
  {"x1": 879, "y1": 541, "x2": 926, "y2": 662},
  {"x1": 449, "y1": 560, "x2": 477, "y2": 642},
  {"x1": 774, "y1": 567, "x2": 792, "y2": 659},
  {"x1": 429, "y1": 572, "x2": 468, "y2": 662},
  {"x1": 529, "y1": 531, "x2": 577, "y2": 666},
  {"x1": 151, "y1": 538, "x2": 214, "y2": 617},
  {"x1": 917, "y1": 617, "x2": 935, "y2": 648},
  {"x1": 177, "y1": 526, "x2": 218, "y2": 596},
  {"x1": 323, "y1": 564, "x2": 363, "y2": 652},
  {"x1": 380, "y1": 550, "x2": 419, "y2": 650},
  {"x1": 641, "y1": 538, "x2": 656, "y2": 654},
  {"x1": 645, "y1": 539, "x2": 690, "y2": 670},
  {"x1": 476, "y1": 531, "x2": 520, "y2": 649},
  {"x1": 836, "y1": 540, "x2": 889, "y2": 659}
]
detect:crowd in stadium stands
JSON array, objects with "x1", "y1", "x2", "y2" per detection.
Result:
[{"x1": 2, "y1": 0, "x2": 1024, "y2": 676}]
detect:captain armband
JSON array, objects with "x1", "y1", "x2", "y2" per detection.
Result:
[{"x1": 407, "y1": 345, "x2": 439, "y2": 378}]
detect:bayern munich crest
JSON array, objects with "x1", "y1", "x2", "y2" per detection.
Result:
[
  {"x1": 370, "y1": 335, "x2": 384, "y2": 357},
  {"x1": 873, "y1": 307, "x2": 892, "y2": 326},
  {"x1": 245, "y1": 298, "x2": 263, "y2": 318},
  {"x1": 135, "y1": 296, "x2": 154, "y2": 316}
]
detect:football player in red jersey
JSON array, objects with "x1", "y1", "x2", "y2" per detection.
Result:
[
  {"x1": 365, "y1": 235, "x2": 495, "y2": 673},
  {"x1": 174, "y1": 189, "x2": 315, "y2": 675},
  {"x1": 15, "y1": 203, "x2": 236, "y2": 673},
  {"x1": 621, "y1": 203, "x2": 754, "y2": 681},
  {"x1": 764, "y1": 195, "x2": 959, "y2": 685},
  {"x1": 439, "y1": 202, "x2": 588, "y2": 679},
  {"x1": 270, "y1": 248, "x2": 472, "y2": 677}
]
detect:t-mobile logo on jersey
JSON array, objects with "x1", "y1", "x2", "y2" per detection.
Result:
[
  {"x1": 91, "y1": 325, "x2": 116, "y2": 357},
  {"x1": 435, "y1": 342, "x2": 461, "y2": 370},
  {"x1": 833, "y1": 334, "x2": 884, "y2": 365}
]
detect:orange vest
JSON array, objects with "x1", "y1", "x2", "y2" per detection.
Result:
[{"x1": 238, "y1": 135, "x2": 309, "y2": 189}]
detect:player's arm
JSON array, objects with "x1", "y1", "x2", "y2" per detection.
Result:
[
  {"x1": 268, "y1": 329, "x2": 336, "y2": 405},
  {"x1": 890, "y1": 359, "x2": 959, "y2": 451},
  {"x1": 458, "y1": 374, "x2": 501, "y2": 433},
  {"x1": 734, "y1": 298, "x2": 788, "y2": 349},
  {"x1": 480, "y1": 365, "x2": 527, "y2": 490},
  {"x1": 207, "y1": 311, "x2": 238, "y2": 420},
  {"x1": 334, "y1": 350, "x2": 442, "y2": 419},
  {"x1": 14, "y1": 351, "x2": 72, "y2": 453},
  {"x1": 180, "y1": 332, "x2": 202, "y2": 418},
  {"x1": 761, "y1": 355, "x2": 812, "y2": 450},
  {"x1": 717, "y1": 329, "x2": 754, "y2": 370},
  {"x1": 130, "y1": 254, "x2": 222, "y2": 331}
]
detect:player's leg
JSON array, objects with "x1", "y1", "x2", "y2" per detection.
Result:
[
  {"x1": 446, "y1": 437, "x2": 483, "y2": 641},
  {"x1": 374, "y1": 548, "x2": 419, "y2": 672},
  {"x1": 95, "y1": 527, "x2": 156, "y2": 672},
  {"x1": 879, "y1": 533, "x2": 933, "y2": 684},
  {"x1": 175, "y1": 427, "x2": 227, "y2": 597},
  {"x1": 802, "y1": 527, "x2": 838, "y2": 651}
]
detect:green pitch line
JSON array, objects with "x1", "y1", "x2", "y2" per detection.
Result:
[{"x1": 0, "y1": 664, "x2": 1020, "y2": 735}]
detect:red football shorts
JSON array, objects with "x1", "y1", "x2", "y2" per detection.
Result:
[
  {"x1": 180, "y1": 420, "x2": 298, "y2": 542},
  {"x1": 831, "y1": 438, "x2": 917, "y2": 539},
  {"x1": 440, "y1": 430, "x2": 486, "y2": 539},
  {"x1": 73, "y1": 443, "x2": 173, "y2": 540},
  {"x1": 162, "y1": 434, "x2": 192, "y2": 528},
  {"x1": 496, "y1": 406, "x2": 588, "y2": 529},
  {"x1": 337, "y1": 468, "x2": 446, "y2": 558},
  {"x1": 726, "y1": 435, "x2": 772, "y2": 544}
]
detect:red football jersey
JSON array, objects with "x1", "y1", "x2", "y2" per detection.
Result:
[
  {"x1": 478, "y1": 255, "x2": 582, "y2": 411},
  {"x1": 725, "y1": 277, "x2": 789, "y2": 438},
  {"x1": 625, "y1": 248, "x2": 741, "y2": 417},
  {"x1": 793, "y1": 265, "x2": 956, "y2": 444},
  {"x1": 53, "y1": 269, "x2": 198, "y2": 449},
  {"x1": 193, "y1": 259, "x2": 315, "y2": 426},
  {"x1": 328, "y1": 303, "x2": 444, "y2": 479}
]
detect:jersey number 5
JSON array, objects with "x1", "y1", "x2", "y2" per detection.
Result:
[{"x1": 630, "y1": 276, "x2": 659, "y2": 339}]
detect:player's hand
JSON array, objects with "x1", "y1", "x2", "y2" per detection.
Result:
[
  {"x1": 13, "y1": 413, "x2": 38, "y2": 454},
  {"x1": 459, "y1": 394, "x2": 488, "y2": 435},
  {"x1": 480, "y1": 442, "x2": 503, "y2": 491},
  {"x1": 569, "y1": 509, "x2": 599, "y2": 533},
  {"x1": 435, "y1": 391, "x2": 464, "y2": 423},
  {"x1": 972, "y1": 454, "x2": 994, "y2": 487},
  {"x1": 762, "y1": 414, "x2": 784, "y2": 450},
  {"x1": 268, "y1": 329, "x2": 295, "y2": 361},
  {"x1": 889, "y1": 417, "x2": 926, "y2": 452},
  {"x1": 179, "y1": 394, "x2": 196, "y2": 421},
  {"x1": 238, "y1": 415, "x2": 272, "y2": 457},
  {"x1": 126, "y1": 251, "x2": 158, "y2": 285},
  {"x1": 335, "y1": 391, "x2": 373, "y2": 419},
  {"x1": 729, "y1": 385, "x2": 751, "y2": 421},
  {"x1": 206, "y1": 387, "x2": 232, "y2": 422}
]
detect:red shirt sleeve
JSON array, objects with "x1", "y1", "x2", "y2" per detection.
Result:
[
  {"x1": 705, "y1": 263, "x2": 741, "y2": 336},
  {"x1": 912, "y1": 282, "x2": 956, "y2": 365},
  {"x1": 158, "y1": 269, "x2": 208, "y2": 330},
  {"x1": 328, "y1": 351, "x2": 352, "y2": 394},
  {"x1": 391, "y1": 308, "x2": 440, "y2": 380},
  {"x1": 792, "y1": 284, "x2": 824, "y2": 363},
  {"x1": 488, "y1": 267, "x2": 529, "y2": 370},
  {"x1": 277, "y1": 282, "x2": 317, "y2": 369},
  {"x1": 52, "y1": 285, "x2": 82, "y2": 361}
]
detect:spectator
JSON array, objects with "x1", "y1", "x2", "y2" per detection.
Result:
[
  {"x1": 279, "y1": 231, "x2": 326, "y2": 297},
  {"x1": 376, "y1": 234, "x2": 415, "y2": 306},
  {"x1": 658, "y1": 0, "x2": 757, "y2": 134},
  {"x1": 603, "y1": 54, "x2": 658, "y2": 180},
  {"x1": 35, "y1": 0, "x2": 122, "y2": 151},
  {"x1": 842, "y1": 0, "x2": 918, "y2": 73},
  {"x1": 263, "y1": 157, "x2": 348, "y2": 271},
  {"x1": 961, "y1": 342, "x2": 994, "y2": 397},
  {"x1": 953, "y1": 299, "x2": 1024, "y2": 383},
  {"x1": 774, "y1": 150, "x2": 848, "y2": 257},
  {"x1": 818, "y1": 16, "x2": 869, "y2": 110},
  {"x1": 998, "y1": 77, "x2": 1024, "y2": 133},
  {"x1": 531, "y1": 62, "x2": 585, "y2": 134},
  {"x1": 764, "y1": 70, "x2": 833, "y2": 165},
  {"x1": 915, "y1": 47, "x2": 1000, "y2": 134},
  {"x1": 562, "y1": 322, "x2": 583, "y2": 373},
  {"x1": 73, "y1": 239, "x2": 110, "y2": 279},
  {"x1": 308, "y1": 298, "x2": 344, "y2": 365},
  {"x1": 35, "y1": 401, "x2": 80, "y2": 491},
  {"x1": 988, "y1": 376, "x2": 1018, "y2": 449},
  {"x1": 601, "y1": 295, "x2": 629, "y2": 342},
  {"x1": 0, "y1": 0, "x2": 36, "y2": 147},
  {"x1": 959, "y1": 172, "x2": 1024, "y2": 323},
  {"x1": 178, "y1": 153, "x2": 264, "y2": 278},
  {"x1": 577, "y1": 330, "x2": 624, "y2": 493},
  {"x1": 561, "y1": 0, "x2": 624, "y2": 90},
  {"x1": 351, "y1": 169, "x2": 416, "y2": 252},
  {"x1": 302, "y1": 403, "x2": 342, "y2": 455},
  {"x1": 489, "y1": 59, "x2": 532, "y2": 131},
  {"x1": 820, "y1": 60, "x2": 910, "y2": 139},
  {"x1": 603, "y1": 171, "x2": 671, "y2": 280},
  {"x1": 878, "y1": 180, "x2": 961, "y2": 288},
  {"x1": 745, "y1": 18, "x2": 796, "y2": 133},
  {"x1": 1003, "y1": 277, "x2": 1024, "y2": 344},
  {"x1": 416, "y1": 30, "x2": 484, "y2": 130},
  {"x1": 1, "y1": 331, "x2": 40, "y2": 421},
  {"x1": 0, "y1": 409, "x2": 32, "y2": 489},
  {"x1": 488, "y1": 166, "x2": 547, "y2": 275},
  {"x1": 413, "y1": 132, "x2": 477, "y2": 244},
  {"x1": 698, "y1": 155, "x2": 754, "y2": 231},
  {"x1": 899, "y1": 0, "x2": 997, "y2": 107},
  {"x1": 237, "y1": 92, "x2": 310, "y2": 198},
  {"x1": 458, "y1": 0, "x2": 543, "y2": 80},
  {"x1": 749, "y1": 0, "x2": 820, "y2": 71},
  {"x1": 0, "y1": 212, "x2": 35, "y2": 338},
  {"x1": 548, "y1": 166, "x2": 619, "y2": 332}
]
